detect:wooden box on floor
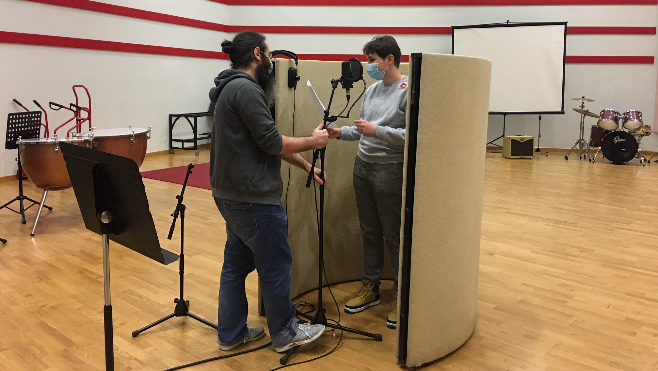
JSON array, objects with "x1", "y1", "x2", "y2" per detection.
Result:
[{"x1": 503, "y1": 135, "x2": 534, "y2": 159}]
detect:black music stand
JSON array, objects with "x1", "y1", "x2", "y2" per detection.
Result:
[
  {"x1": 0, "y1": 111, "x2": 49, "y2": 223},
  {"x1": 60, "y1": 142, "x2": 179, "y2": 371}
]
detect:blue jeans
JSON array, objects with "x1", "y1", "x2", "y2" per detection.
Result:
[
  {"x1": 353, "y1": 156, "x2": 403, "y2": 298},
  {"x1": 215, "y1": 198, "x2": 299, "y2": 348}
]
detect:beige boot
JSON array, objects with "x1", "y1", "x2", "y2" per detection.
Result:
[{"x1": 344, "y1": 282, "x2": 380, "y2": 314}]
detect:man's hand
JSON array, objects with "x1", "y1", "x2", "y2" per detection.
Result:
[
  {"x1": 309, "y1": 166, "x2": 325, "y2": 185},
  {"x1": 312, "y1": 122, "x2": 330, "y2": 149},
  {"x1": 327, "y1": 127, "x2": 341, "y2": 139},
  {"x1": 355, "y1": 120, "x2": 377, "y2": 136}
]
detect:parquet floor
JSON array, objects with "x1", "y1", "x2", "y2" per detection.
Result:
[{"x1": 0, "y1": 149, "x2": 657, "y2": 371}]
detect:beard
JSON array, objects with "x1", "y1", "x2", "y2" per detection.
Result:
[{"x1": 256, "y1": 61, "x2": 277, "y2": 108}]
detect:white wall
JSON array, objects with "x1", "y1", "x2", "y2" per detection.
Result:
[
  {"x1": 0, "y1": 0, "x2": 230, "y2": 177},
  {"x1": 1, "y1": 1, "x2": 656, "y2": 176},
  {"x1": 233, "y1": 4, "x2": 658, "y2": 152}
]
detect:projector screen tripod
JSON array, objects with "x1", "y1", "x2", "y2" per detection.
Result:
[
  {"x1": 535, "y1": 115, "x2": 548, "y2": 156},
  {"x1": 487, "y1": 114, "x2": 507, "y2": 147}
]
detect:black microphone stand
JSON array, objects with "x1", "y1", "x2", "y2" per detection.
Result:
[
  {"x1": 280, "y1": 79, "x2": 382, "y2": 365},
  {"x1": 132, "y1": 164, "x2": 217, "y2": 337}
]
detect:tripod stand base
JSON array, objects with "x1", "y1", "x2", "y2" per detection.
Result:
[
  {"x1": 132, "y1": 298, "x2": 217, "y2": 337},
  {"x1": 279, "y1": 309, "x2": 382, "y2": 365},
  {"x1": 535, "y1": 148, "x2": 548, "y2": 156},
  {"x1": 0, "y1": 237, "x2": 6, "y2": 244},
  {"x1": 565, "y1": 139, "x2": 591, "y2": 161},
  {"x1": 0, "y1": 194, "x2": 43, "y2": 224},
  {"x1": 486, "y1": 134, "x2": 504, "y2": 147}
]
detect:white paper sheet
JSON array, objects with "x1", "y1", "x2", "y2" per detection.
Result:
[{"x1": 307, "y1": 80, "x2": 338, "y2": 129}]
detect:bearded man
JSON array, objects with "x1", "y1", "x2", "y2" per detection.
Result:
[{"x1": 209, "y1": 31, "x2": 328, "y2": 353}]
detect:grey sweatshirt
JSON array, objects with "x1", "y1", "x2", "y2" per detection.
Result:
[
  {"x1": 340, "y1": 76, "x2": 408, "y2": 163},
  {"x1": 209, "y1": 70, "x2": 284, "y2": 205}
]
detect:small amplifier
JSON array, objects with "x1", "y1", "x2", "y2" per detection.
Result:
[{"x1": 502, "y1": 136, "x2": 534, "y2": 159}]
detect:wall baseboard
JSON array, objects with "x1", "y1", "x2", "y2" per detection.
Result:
[
  {"x1": 487, "y1": 146, "x2": 657, "y2": 156},
  {"x1": 0, "y1": 144, "x2": 649, "y2": 182}
]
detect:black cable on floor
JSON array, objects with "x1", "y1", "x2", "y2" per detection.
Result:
[{"x1": 164, "y1": 342, "x2": 273, "y2": 371}]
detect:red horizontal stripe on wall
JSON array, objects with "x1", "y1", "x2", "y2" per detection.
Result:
[
  {"x1": 0, "y1": 31, "x2": 228, "y2": 60},
  {"x1": 214, "y1": 0, "x2": 657, "y2": 5},
  {"x1": 568, "y1": 27, "x2": 655, "y2": 34},
  {"x1": 228, "y1": 26, "x2": 453, "y2": 34},
  {"x1": 1, "y1": 32, "x2": 653, "y2": 64},
  {"x1": 295, "y1": 54, "x2": 411, "y2": 62},
  {"x1": 24, "y1": 0, "x2": 231, "y2": 32},
  {"x1": 566, "y1": 55, "x2": 654, "y2": 63},
  {"x1": 20, "y1": 0, "x2": 657, "y2": 36}
]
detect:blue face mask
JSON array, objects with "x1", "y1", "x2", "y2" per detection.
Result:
[{"x1": 366, "y1": 58, "x2": 389, "y2": 80}]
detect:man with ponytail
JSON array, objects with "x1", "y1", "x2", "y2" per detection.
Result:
[{"x1": 209, "y1": 31, "x2": 327, "y2": 353}]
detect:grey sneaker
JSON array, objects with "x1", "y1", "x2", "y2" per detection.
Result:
[
  {"x1": 218, "y1": 326, "x2": 265, "y2": 351},
  {"x1": 274, "y1": 323, "x2": 325, "y2": 353}
]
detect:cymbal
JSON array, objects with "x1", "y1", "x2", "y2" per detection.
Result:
[
  {"x1": 573, "y1": 108, "x2": 600, "y2": 118},
  {"x1": 572, "y1": 97, "x2": 595, "y2": 102}
]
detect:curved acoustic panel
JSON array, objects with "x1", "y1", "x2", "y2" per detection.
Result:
[
  {"x1": 271, "y1": 59, "x2": 408, "y2": 303},
  {"x1": 398, "y1": 53, "x2": 492, "y2": 367}
]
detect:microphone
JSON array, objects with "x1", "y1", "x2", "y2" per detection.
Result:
[{"x1": 340, "y1": 58, "x2": 363, "y2": 91}]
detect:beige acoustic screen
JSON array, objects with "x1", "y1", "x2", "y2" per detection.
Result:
[
  {"x1": 257, "y1": 59, "x2": 408, "y2": 314},
  {"x1": 397, "y1": 53, "x2": 491, "y2": 367}
]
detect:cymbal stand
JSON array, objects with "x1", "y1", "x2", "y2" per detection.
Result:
[
  {"x1": 634, "y1": 136, "x2": 648, "y2": 166},
  {"x1": 590, "y1": 146, "x2": 602, "y2": 163},
  {"x1": 565, "y1": 100, "x2": 591, "y2": 161},
  {"x1": 649, "y1": 133, "x2": 658, "y2": 163}
]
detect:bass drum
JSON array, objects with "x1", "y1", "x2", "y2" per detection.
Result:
[{"x1": 601, "y1": 131, "x2": 638, "y2": 165}]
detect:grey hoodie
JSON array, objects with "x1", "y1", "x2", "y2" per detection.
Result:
[{"x1": 209, "y1": 70, "x2": 283, "y2": 205}]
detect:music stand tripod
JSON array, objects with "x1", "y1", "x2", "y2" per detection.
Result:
[
  {"x1": 280, "y1": 81, "x2": 383, "y2": 365},
  {"x1": 1, "y1": 111, "x2": 51, "y2": 224},
  {"x1": 60, "y1": 142, "x2": 179, "y2": 371},
  {"x1": 132, "y1": 164, "x2": 217, "y2": 337}
]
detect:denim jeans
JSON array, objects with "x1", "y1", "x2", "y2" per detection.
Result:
[
  {"x1": 352, "y1": 156, "x2": 403, "y2": 298},
  {"x1": 214, "y1": 198, "x2": 299, "y2": 348}
]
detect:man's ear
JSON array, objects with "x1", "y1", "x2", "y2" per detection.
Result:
[{"x1": 254, "y1": 47, "x2": 262, "y2": 62}]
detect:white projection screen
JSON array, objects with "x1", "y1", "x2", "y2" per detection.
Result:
[{"x1": 452, "y1": 22, "x2": 567, "y2": 114}]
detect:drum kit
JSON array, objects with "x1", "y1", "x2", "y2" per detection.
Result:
[
  {"x1": 11, "y1": 85, "x2": 151, "y2": 235},
  {"x1": 567, "y1": 96, "x2": 650, "y2": 165}
]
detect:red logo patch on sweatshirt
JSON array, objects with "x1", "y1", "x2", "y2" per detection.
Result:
[{"x1": 400, "y1": 83, "x2": 408, "y2": 89}]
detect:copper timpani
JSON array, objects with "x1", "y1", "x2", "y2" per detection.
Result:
[
  {"x1": 75, "y1": 127, "x2": 151, "y2": 166},
  {"x1": 19, "y1": 137, "x2": 90, "y2": 191}
]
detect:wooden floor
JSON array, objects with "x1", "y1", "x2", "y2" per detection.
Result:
[{"x1": 1, "y1": 149, "x2": 657, "y2": 371}]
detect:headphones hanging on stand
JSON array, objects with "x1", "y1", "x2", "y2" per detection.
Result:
[{"x1": 271, "y1": 50, "x2": 300, "y2": 89}]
